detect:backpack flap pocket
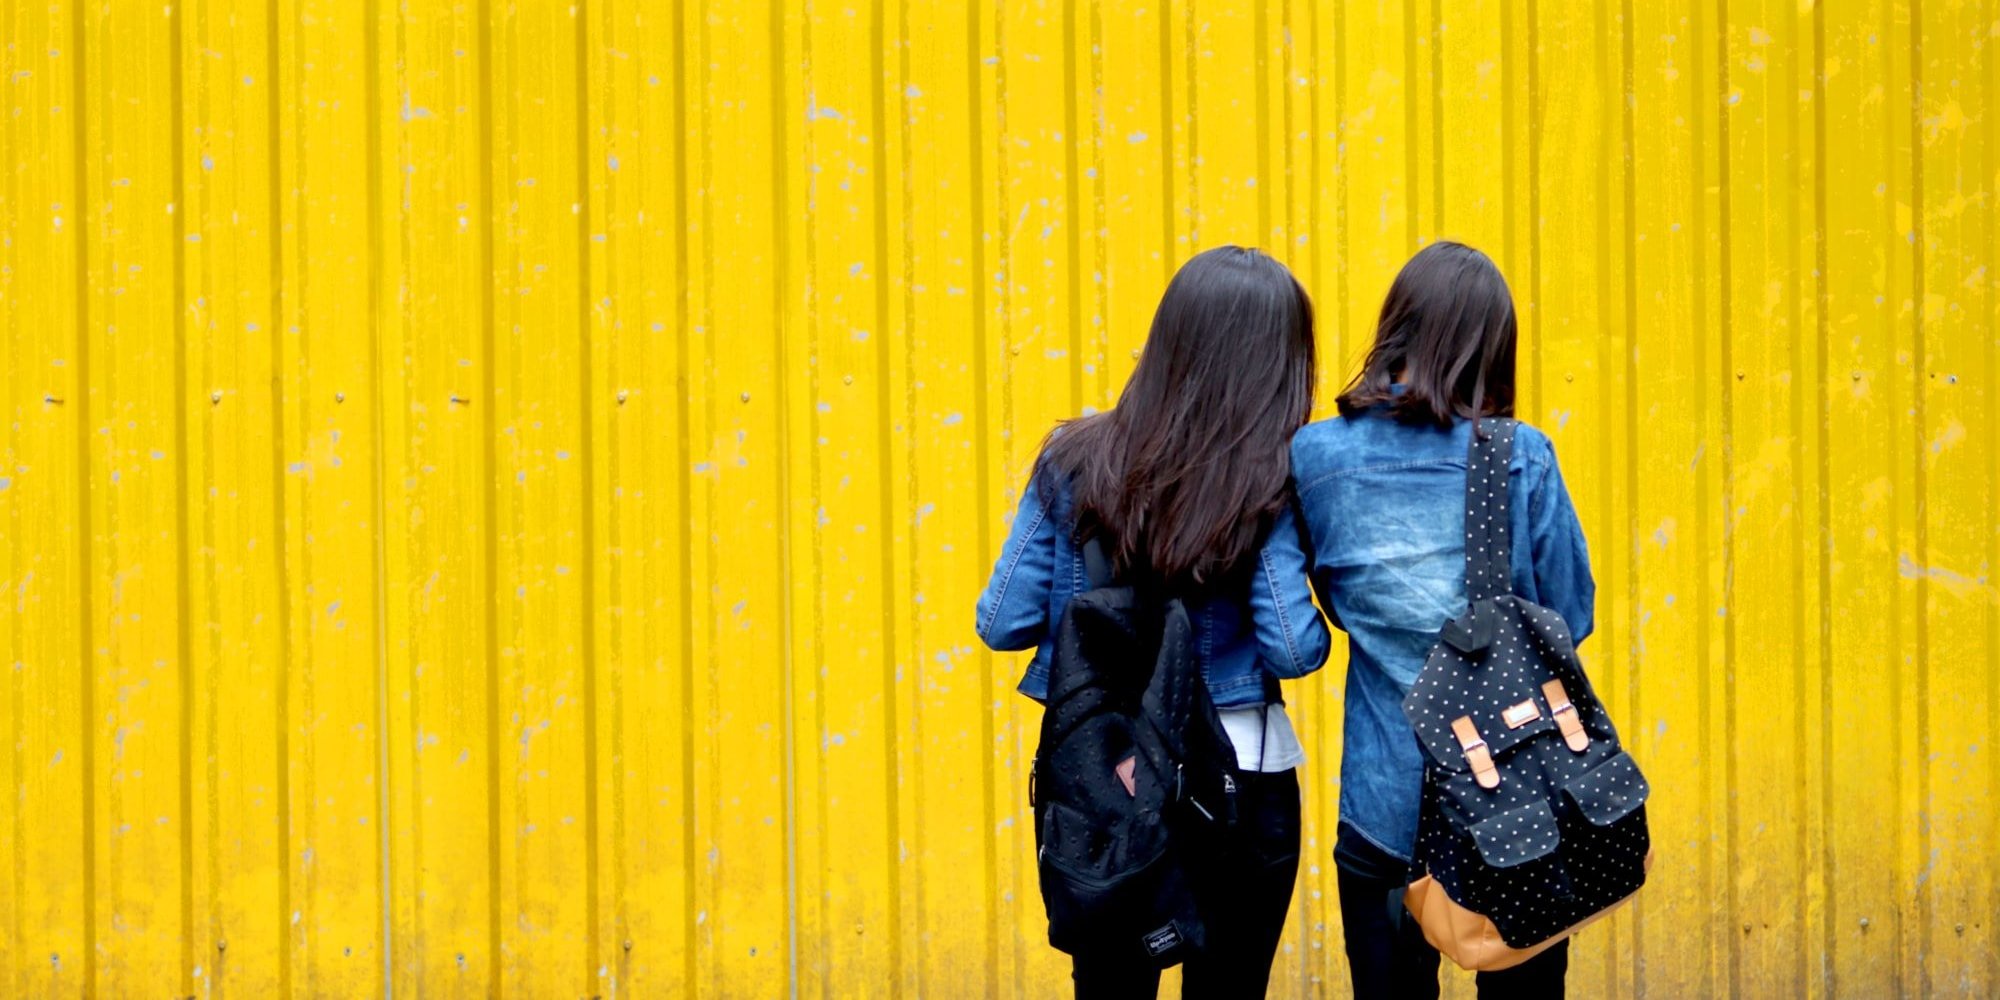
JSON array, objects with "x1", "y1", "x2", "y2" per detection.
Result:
[
  {"x1": 1563, "y1": 749, "x2": 1651, "y2": 826},
  {"x1": 1405, "y1": 666, "x2": 1559, "y2": 770},
  {"x1": 1467, "y1": 798, "x2": 1562, "y2": 868}
]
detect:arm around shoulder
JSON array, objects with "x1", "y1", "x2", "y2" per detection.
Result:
[{"x1": 1251, "y1": 501, "x2": 1332, "y2": 678}]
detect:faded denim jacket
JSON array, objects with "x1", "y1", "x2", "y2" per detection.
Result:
[
  {"x1": 1292, "y1": 404, "x2": 1595, "y2": 860},
  {"x1": 975, "y1": 471, "x2": 1331, "y2": 709}
]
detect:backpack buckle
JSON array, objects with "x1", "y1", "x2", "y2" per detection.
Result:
[
  {"x1": 1542, "y1": 679, "x2": 1590, "y2": 752},
  {"x1": 1450, "y1": 716, "x2": 1501, "y2": 789}
]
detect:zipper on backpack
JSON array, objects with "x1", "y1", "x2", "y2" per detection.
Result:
[{"x1": 1178, "y1": 763, "x2": 1221, "y2": 821}]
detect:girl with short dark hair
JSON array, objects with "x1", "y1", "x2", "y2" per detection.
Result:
[{"x1": 1293, "y1": 241, "x2": 1594, "y2": 997}]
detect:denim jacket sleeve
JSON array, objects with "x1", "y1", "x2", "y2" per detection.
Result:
[
  {"x1": 975, "y1": 475, "x2": 1059, "y2": 652},
  {"x1": 1526, "y1": 441, "x2": 1597, "y2": 645},
  {"x1": 1249, "y1": 501, "x2": 1332, "y2": 678}
]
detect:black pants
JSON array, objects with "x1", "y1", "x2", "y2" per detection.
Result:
[
  {"x1": 1072, "y1": 769, "x2": 1302, "y2": 999},
  {"x1": 1334, "y1": 822, "x2": 1568, "y2": 999}
]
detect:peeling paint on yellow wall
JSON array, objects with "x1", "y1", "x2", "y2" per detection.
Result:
[{"x1": 0, "y1": 1, "x2": 1994, "y2": 997}]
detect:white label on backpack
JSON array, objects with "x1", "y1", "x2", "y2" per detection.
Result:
[
  {"x1": 1502, "y1": 699, "x2": 1542, "y2": 729},
  {"x1": 1142, "y1": 923, "x2": 1183, "y2": 958}
]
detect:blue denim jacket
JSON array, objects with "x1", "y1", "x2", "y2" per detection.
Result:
[
  {"x1": 975, "y1": 473, "x2": 1332, "y2": 708},
  {"x1": 1292, "y1": 409, "x2": 1594, "y2": 860}
]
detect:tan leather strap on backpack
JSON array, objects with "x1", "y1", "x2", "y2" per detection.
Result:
[
  {"x1": 1542, "y1": 679, "x2": 1589, "y2": 753},
  {"x1": 1451, "y1": 716, "x2": 1500, "y2": 789}
]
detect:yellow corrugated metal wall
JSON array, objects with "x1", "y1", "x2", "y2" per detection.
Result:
[{"x1": 0, "y1": 0, "x2": 1993, "y2": 996}]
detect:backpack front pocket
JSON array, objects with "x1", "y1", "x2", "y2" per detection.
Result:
[
  {"x1": 1467, "y1": 798, "x2": 1561, "y2": 869},
  {"x1": 1562, "y1": 748, "x2": 1650, "y2": 826},
  {"x1": 1037, "y1": 799, "x2": 1198, "y2": 961}
]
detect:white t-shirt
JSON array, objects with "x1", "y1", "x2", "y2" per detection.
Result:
[{"x1": 1218, "y1": 702, "x2": 1305, "y2": 772}]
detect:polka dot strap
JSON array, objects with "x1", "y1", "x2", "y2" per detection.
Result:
[{"x1": 1463, "y1": 418, "x2": 1519, "y2": 603}]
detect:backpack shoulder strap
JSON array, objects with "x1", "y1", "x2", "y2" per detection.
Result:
[
  {"x1": 1463, "y1": 418, "x2": 1519, "y2": 603},
  {"x1": 1082, "y1": 533, "x2": 1115, "y2": 591}
]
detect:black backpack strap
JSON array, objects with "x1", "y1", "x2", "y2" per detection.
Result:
[
  {"x1": 1082, "y1": 533, "x2": 1115, "y2": 590},
  {"x1": 1462, "y1": 418, "x2": 1519, "y2": 603}
]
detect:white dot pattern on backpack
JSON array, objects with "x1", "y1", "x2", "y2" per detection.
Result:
[{"x1": 1402, "y1": 419, "x2": 1652, "y2": 949}]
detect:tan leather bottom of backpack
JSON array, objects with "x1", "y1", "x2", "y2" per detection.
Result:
[{"x1": 1403, "y1": 850, "x2": 1652, "y2": 972}]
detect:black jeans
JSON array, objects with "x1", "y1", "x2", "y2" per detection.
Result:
[
  {"x1": 1071, "y1": 768, "x2": 1302, "y2": 1000},
  {"x1": 1334, "y1": 822, "x2": 1567, "y2": 999}
]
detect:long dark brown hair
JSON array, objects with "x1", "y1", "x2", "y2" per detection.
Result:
[
  {"x1": 1036, "y1": 246, "x2": 1316, "y2": 587},
  {"x1": 1336, "y1": 241, "x2": 1517, "y2": 426}
]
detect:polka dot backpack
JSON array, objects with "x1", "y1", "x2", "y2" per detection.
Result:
[{"x1": 1400, "y1": 417, "x2": 1652, "y2": 972}]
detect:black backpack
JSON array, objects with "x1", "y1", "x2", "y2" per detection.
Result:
[
  {"x1": 1030, "y1": 536, "x2": 1241, "y2": 967},
  {"x1": 1401, "y1": 418, "x2": 1652, "y2": 971}
]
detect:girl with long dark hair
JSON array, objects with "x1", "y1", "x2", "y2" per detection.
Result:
[
  {"x1": 1292, "y1": 242, "x2": 1594, "y2": 997},
  {"x1": 976, "y1": 246, "x2": 1331, "y2": 997}
]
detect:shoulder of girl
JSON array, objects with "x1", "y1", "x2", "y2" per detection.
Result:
[
  {"x1": 1507, "y1": 421, "x2": 1558, "y2": 469},
  {"x1": 1289, "y1": 418, "x2": 1338, "y2": 457},
  {"x1": 1510, "y1": 419, "x2": 1552, "y2": 449},
  {"x1": 1294, "y1": 415, "x2": 1343, "y2": 439}
]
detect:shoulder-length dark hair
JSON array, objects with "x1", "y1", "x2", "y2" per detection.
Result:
[
  {"x1": 1336, "y1": 241, "x2": 1516, "y2": 427},
  {"x1": 1036, "y1": 246, "x2": 1316, "y2": 586}
]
